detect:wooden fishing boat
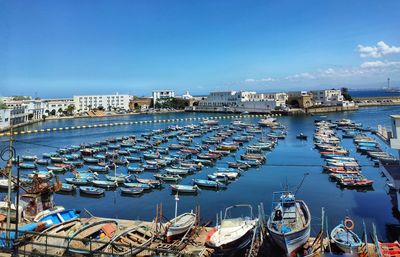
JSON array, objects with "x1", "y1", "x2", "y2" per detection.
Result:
[
  {"x1": 143, "y1": 152, "x2": 160, "y2": 160},
  {"x1": 63, "y1": 160, "x2": 84, "y2": 168},
  {"x1": 193, "y1": 179, "x2": 225, "y2": 189},
  {"x1": 127, "y1": 166, "x2": 144, "y2": 173},
  {"x1": 50, "y1": 156, "x2": 65, "y2": 163},
  {"x1": 142, "y1": 164, "x2": 159, "y2": 170},
  {"x1": 123, "y1": 182, "x2": 153, "y2": 190},
  {"x1": 35, "y1": 159, "x2": 49, "y2": 165},
  {"x1": 213, "y1": 172, "x2": 240, "y2": 180},
  {"x1": 33, "y1": 206, "x2": 65, "y2": 222},
  {"x1": 83, "y1": 157, "x2": 99, "y2": 164},
  {"x1": 166, "y1": 212, "x2": 196, "y2": 241},
  {"x1": 227, "y1": 161, "x2": 250, "y2": 170},
  {"x1": 111, "y1": 159, "x2": 129, "y2": 166},
  {"x1": 43, "y1": 152, "x2": 59, "y2": 158},
  {"x1": 59, "y1": 183, "x2": 77, "y2": 193},
  {"x1": 331, "y1": 219, "x2": 362, "y2": 253},
  {"x1": 38, "y1": 209, "x2": 79, "y2": 228},
  {"x1": 102, "y1": 225, "x2": 153, "y2": 256},
  {"x1": 296, "y1": 133, "x2": 308, "y2": 140},
  {"x1": 21, "y1": 155, "x2": 38, "y2": 161},
  {"x1": 267, "y1": 191, "x2": 311, "y2": 256},
  {"x1": 170, "y1": 184, "x2": 199, "y2": 194},
  {"x1": 258, "y1": 118, "x2": 277, "y2": 127},
  {"x1": 79, "y1": 186, "x2": 105, "y2": 195},
  {"x1": 169, "y1": 144, "x2": 185, "y2": 150},
  {"x1": 46, "y1": 165, "x2": 67, "y2": 172},
  {"x1": 120, "y1": 187, "x2": 144, "y2": 195},
  {"x1": 154, "y1": 173, "x2": 182, "y2": 182},
  {"x1": 68, "y1": 219, "x2": 119, "y2": 254},
  {"x1": 338, "y1": 177, "x2": 373, "y2": 188},
  {"x1": 92, "y1": 180, "x2": 118, "y2": 188},
  {"x1": 108, "y1": 144, "x2": 121, "y2": 150},
  {"x1": 192, "y1": 159, "x2": 213, "y2": 166},
  {"x1": 237, "y1": 159, "x2": 261, "y2": 167},
  {"x1": 32, "y1": 219, "x2": 83, "y2": 256},
  {"x1": 125, "y1": 156, "x2": 142, "y2": 162},
  {"x1": 88, "y1": 165, "x2": 109, "y2": 173},
  {"x1": 240, "y1": 153, "x2": 266, "y2": 163},
  {"x1": 134, "y1": 176, "x2": 162, "y2": 187},
  {"x1": 65, "y1": 177, "x2": 92, "y2": 186},
  {"x1": 19, "y1": 163, "x2": 37, "y2": 169},
  {"x1": 105, "y1": 174, "x2": 130, "y2": 183},
  {"x1": 166, "y1": 168, "x2": 189, "y2": 175},
  {"x1": 207, "y1": 174, "x2": 229, "y2": 184},
  {"x1": 206, "y1": 205, "x2": 258, "y2": 253}
]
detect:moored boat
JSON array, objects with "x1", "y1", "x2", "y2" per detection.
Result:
[
  {"x1": 67, "y1": 219, "x2": 119, "y2": 254},
  {"x1": 206, "y1": 204, "x2": 258, "y2": 254},
  {"x1": 266, "y1": 191, "x2": 311, "y2": 256},
  {"x1": 330, "y1": 218, "x2": 362, "y2": 253}
]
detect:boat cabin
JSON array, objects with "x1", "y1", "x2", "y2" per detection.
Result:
[
  {"x1": 270, "y1": 191, "x2": 306, "y2": 233},
  {"x1": 19, "y1": 192, "x2": 55, "y2": 221}
]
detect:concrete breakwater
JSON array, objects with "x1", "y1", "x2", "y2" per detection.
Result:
[
  {"x1": 304, "y1": 105, "x2": 359, "y2": 114},
  {"x1": 354, "y1": 96, "x2": 400, "y2": 107}
]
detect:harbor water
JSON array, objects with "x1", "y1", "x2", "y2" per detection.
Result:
[{"x1": 0, "y1": 106, "x2": 399, "y2": 243}]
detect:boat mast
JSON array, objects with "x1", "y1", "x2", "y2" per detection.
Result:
[
  {"x1": 174, "y1": 193, "x2": 179, "y2": 224},
  {"x1": 294, "y1": 172, "x2": 309, "y2": 195},
  {"x1": 6, "y1": 125, "x2": 13, "y2": 245}
]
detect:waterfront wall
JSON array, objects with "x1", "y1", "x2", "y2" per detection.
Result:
[
  {"x1": 185, "y1": 106, "x2": 274, "y2": 114},
  {"x1": 305, "y1": 105, "x2": 359, "y2": 114}
]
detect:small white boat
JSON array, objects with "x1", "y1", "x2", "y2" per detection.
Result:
[
  {"x1": 166, "y1": 212, "x2": 196, "y2": 241},
  {"x1": 206, "y1": 205, "x2": 258, "y2": 253},
  {"x1": 0, "y1": 178, "x2": 15, "y2": 190},
  {"x1": 171, "y1": 184, "x2": 199, "y2": 194}
]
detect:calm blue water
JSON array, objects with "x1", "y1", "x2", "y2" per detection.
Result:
[
  {"x1": 0, "y1": 107, "x2": 399, "y2": 242},
  {"x1": 349, "y1": 89, "x2": 400, "y2": 97}
]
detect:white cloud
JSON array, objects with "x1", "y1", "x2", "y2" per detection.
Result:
[
  {"x1": 244, "y1": 77, "x2": 275, "y2": 83},
  {"x1": 286, "y1": 72, "x2": 315, "y2": 80},
  {"x1": 357, "y1": 41, "x2": 400, "y2": 58},
  {"x1": 360, "y1": 60, "x2": 400, "y2": 68}
]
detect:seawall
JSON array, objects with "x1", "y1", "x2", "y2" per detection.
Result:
[{"x1": 354, "y1": 96, "x2": 400, "y2": 107}]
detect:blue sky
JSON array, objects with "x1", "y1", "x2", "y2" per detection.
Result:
[{"x1": 1, "y1": 0, "x2": 400, "y2": 98}]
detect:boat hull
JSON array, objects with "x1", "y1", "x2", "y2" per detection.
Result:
[{"x1": 268, "y1": 224, "x2": 310, "y2": 257}]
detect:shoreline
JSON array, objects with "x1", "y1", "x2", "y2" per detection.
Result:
[{"x1": 0, "y1": 110, "x2": 185, "y2": 133}]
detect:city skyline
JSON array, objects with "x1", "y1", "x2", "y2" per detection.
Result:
[{"x1": 1, "y1": 0, "x2": 400, "y2": 98}]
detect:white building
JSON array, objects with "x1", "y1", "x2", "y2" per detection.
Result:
[
  {"x1": 198, "y1": 91, "x2": 286, "y2": 112},
  {"x1": 3, "y1": 99, "x2": 44, "y2": 121},
  {"x1": 9, "y1": 106, "x2": 29, "y2": 126},
  {"x1": 181, "y1": 91, "x2": 193, "y2": 100},
  {"x1": 152, "y1": 90, "x2": 175, "y2": 105},
  {"x1": 73, "y1": 94, "x2": 129, "y2": 112},
  {"x1": 310, "y1": 89, "x2": 344, "y2": 106},
  {"x1": 43, "y1": 98, "x2": 74, "y2": 115},
  {"x1": 0, "y1": 109, "x2": 11, "y2": 131}
]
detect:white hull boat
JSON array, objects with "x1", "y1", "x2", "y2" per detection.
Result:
[{"x1": 267, "y1": 191, "x2": 311, "y2": 257}]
